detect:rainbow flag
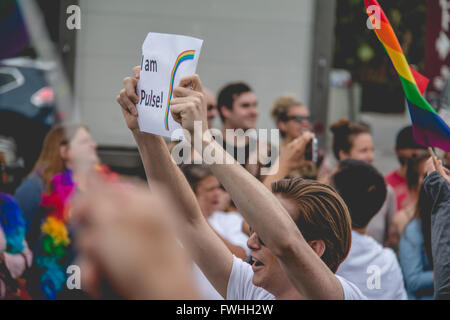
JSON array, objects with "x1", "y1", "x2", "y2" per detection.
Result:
[{"x1": 365, "y1": 0, "x2": 450, "y2": 152}]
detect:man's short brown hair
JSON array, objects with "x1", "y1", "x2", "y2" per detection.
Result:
[{"x1": 272, "y1": 177, "x2": 352, "y2": 273}]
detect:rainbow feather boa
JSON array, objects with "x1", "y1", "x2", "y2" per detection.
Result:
[
  {"x1": 36, "y1": 165, "x2": 117, "y2": 299},
  {"x1": 0, "y1": 193, "x2": 26, "y2": 254}
]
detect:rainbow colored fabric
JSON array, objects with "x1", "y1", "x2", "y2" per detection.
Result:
[
  {"x1": 36, "y1": 165, "x2": 118, "y2": 299},
  {"x1": 36, "y1": 169, "x2": 75, "y2": 300},
  {"x1": 0, "y1": 193, "x2": 26, "y2": 254},
  {"x1": 365, "y1": 0, "x2": 450, "y2": 152}
]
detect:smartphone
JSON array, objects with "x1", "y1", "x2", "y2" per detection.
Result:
[{"x1": 304, "y1": 137, "x2": 318, "y2": 163}]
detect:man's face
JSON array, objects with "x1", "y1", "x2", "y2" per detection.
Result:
[
  {"x1": 223, "y1": 91, "x2": 258, "y2": 130},
  {"x1": 248, "y1": 194, "x2": 300, "y2": 295},
  {"x1": 195, "y1": 175, "x2": 222, "y2": 217}
]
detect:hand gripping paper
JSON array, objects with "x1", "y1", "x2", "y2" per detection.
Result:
[{"x1": 136, "y1": 32, "x2": 203, "y2": 139}]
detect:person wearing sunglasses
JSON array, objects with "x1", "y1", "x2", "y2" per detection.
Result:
[
  {"x1": 271, "y1": 95, "x2": 311, "y2": 143},
  {"x1": 263, "y1": 95, "x2": 328, "y2": 188}
]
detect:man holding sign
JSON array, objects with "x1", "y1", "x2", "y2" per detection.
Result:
[{"x1": 117, "y1": 66, "x2": 366, "y2": 299}]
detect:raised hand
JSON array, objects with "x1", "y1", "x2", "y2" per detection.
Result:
[
  {"x1": 117, "y1": 66, "x2": 141, "y2": 131},
  {"x1": 170, "y1": 74, "x2": 208, "y2": 139}
]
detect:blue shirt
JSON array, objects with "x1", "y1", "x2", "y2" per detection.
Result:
[{"x1": 399, "y1": 218, "x2": 434, "y2": 299}]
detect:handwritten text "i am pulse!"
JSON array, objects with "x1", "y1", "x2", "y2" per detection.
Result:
[{"x1": 139, "y1": 55, "x2": 164, "y2": 108}]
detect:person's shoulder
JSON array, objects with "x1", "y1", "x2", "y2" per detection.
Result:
[
  {"x1": 335, "y1": 275, "x2": 368, "y2": 300},
  {"x1": 16, "y1": 173, "x2": 44, "y2": 192}
]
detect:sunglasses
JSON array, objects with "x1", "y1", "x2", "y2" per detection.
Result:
[
  {"x1": 283, "y1": 115, "x2": 311, "y2": 123},
  {"x1": 249, "y1": 226, "x2": 265, "y2": 246}
]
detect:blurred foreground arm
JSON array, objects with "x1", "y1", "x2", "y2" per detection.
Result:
[{"x1": 74, "y1": 180, "x2": 198, "y2": 300}]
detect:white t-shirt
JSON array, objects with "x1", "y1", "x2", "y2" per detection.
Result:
[
  {"x1": 208, "y1": 211, "x2": 250, "y2": 256},
  {"x1": 227, "y1": 256, "x2": 367, "y2": 300},
  {"x1": 337, "y1": 230, "x2": 407, "y2": 300},
  {"x1": 193, "y1": 263, "x2": 224, "y2": 300}
]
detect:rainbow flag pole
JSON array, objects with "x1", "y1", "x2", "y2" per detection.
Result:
[{"x1": 365, "y1": 0, "x2": 450, "y2": 152}]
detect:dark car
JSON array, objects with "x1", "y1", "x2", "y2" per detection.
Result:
[{"x1": 0, "y1": 57, "x2": 56, "y2": 191}]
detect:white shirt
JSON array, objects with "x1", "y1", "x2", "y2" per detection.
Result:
[
  {"x1": 208, "y1": 211, "x2": 250, "y2": 256},
  {"x1": 193, "y1": 263, "x2": 224, "y2": 300},
  {"x1": 227, "y1": 256, "x2": 367, "y2": 300},
  {"x1": 337, "y1": 230, "x2": 407, "y2": 300}
]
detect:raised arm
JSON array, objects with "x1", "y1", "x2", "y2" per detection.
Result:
[
  {"x1": 170, "y1": 75, "x2": 343, "y2": 299},
  {"x1": 116, "y1": 68, "x2": 233, "y2": 297}
]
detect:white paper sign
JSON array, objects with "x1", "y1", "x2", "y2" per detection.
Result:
[{"x1": 136, "y1": 32, "x2": 203, "y2": 139}]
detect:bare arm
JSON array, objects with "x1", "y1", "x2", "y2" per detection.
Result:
[
  {"x1": 116, "y1": 70, "x2": 233, "y2": 298},
  {"x1": 170, "y1": 74, "x2": 344, "y2": 299}
]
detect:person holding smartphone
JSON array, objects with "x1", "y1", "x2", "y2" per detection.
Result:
[{"x1": 263, "y1": 95, "x2": 327, "y2": 189}]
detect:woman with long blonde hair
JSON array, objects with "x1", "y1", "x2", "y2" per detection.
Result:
[{"x1": 14, "y1": 124, "x2": 98, "y2": 248}]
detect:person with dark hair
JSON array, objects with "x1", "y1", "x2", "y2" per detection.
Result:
[
  {"x1": 398, "y1": 183, "x2": 434, "y2": 300},
  {"x1": 217, "y1": 82, "x2": 256, "y2": 131},
  {"x1": 332, "y1": 159, "x2": 407, "y2": 299},
  {"x1": 423, "y1": 157, "x2": 450, "y2": 300},
  {"x1": 117, "y1": 72, "x2": 366, "y2": 300},
  {"x1": 386, "y1": 125, "x2": 428, "y2": 211},
  {"x1": 216, "y1": 81, "x2": 270, "y2": 179},
  {"x1": 393, "y1": 150, "x2": 430, "y2": 239},
  {"x1": 330, "y1": 118, "x2": 397, "y2": 248}
]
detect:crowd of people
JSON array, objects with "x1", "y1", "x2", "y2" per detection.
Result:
[{"x1": 0, "y1": 67, "x2": 449, "y2": 300}]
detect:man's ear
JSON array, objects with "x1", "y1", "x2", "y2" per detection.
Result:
[
  {"x1": 308, "y1": 240, "x2": 326, "y2": 258},
  {"x1": 220, "y1": 105, "x2": 231, "y2": 119}
]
